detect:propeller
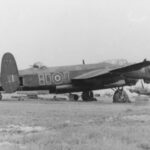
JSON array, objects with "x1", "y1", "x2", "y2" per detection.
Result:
[
  {"x1": 141, "y1": 80, "x2": 145, "y2": 89},
  {"x1": 82, "y1": 59, "x2": 85, "y2": 65}
]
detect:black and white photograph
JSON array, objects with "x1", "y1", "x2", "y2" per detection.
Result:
[{"x1": 0, "y1": 0, "x2": 150, "y2": 149}]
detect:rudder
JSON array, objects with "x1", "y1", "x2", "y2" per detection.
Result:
[{"x1": 1, "y1": 52, "x2": 20, "y2": 93}]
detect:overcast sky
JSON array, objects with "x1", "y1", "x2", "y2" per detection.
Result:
[{"x1": 0, "y1": 0, "x2": 150, "y2": 69}]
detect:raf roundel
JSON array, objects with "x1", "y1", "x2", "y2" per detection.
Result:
[{"x1": 52, "y1": 72, "x2": 64, "y2": 84}]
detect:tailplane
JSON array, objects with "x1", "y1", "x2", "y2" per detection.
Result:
[{"x1": 1, "y1": 52, "x2": 20, "y2": 93}]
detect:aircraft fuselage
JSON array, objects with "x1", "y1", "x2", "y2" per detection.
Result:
[{"x1": 18, "y1": 62, "x2": 150, "y2": 93}]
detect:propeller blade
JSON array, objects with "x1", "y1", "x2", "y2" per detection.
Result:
[
  {"x1": 82, "y1": 59, "x2": 85, "y2": 65},
  {"x1": 141, "y1": 80, "x2": 145, "y2": 89}
]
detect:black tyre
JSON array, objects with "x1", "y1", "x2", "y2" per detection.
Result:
[
  {"x1": 113, "y1": 90, "x2": 120, "y2": 103},
  {"x1": 113, "y1": 90, "x2": 130, "y2": 103},
  {"x1": 73, "y1": 94, "x2": 79, "y2": 101},
  {"x1": 81, "y1": 92, "x2": 89, "y2": 101}
]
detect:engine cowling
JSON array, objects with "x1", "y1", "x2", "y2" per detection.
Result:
[{"x1": 125, "y1": 78, "x2": 138, "y2": 85}]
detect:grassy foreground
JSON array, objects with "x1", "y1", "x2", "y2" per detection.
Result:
[{"x1": 0, "y1": 98, "x2": 149, "y2": 150}]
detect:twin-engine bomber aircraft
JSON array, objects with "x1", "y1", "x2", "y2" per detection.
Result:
[{"x1": 1, "y1": 52, "x2": 150, "y2": 102}]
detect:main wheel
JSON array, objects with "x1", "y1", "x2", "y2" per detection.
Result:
[
  {"x1": 113, "y1": 89, "x2": 130, "y2": 103},
  {"x1": 69, "y1": 94, "x2": 79, "y2": 101},
  {"x1": 81, "y1": 91, "x2": 95, "y2": 101},
  {"x1": 81, "y1": 92, "x2": 89, "y2": 101},
  {"x1": 73, "y1": 94, "x2": 79, "y2": 101}
]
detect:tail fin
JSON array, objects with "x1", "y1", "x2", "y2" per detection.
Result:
[{"x1": 1, "y1": 52, "x2": 20, "y2": 93}]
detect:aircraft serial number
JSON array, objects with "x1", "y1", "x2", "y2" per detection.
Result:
[{"x1": 38, "y1": 72, "x2": 70, "y2": 85}]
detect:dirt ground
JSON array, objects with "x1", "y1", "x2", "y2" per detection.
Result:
[{"x1": 0, "y1": 96, "x2": 150, "y2": 150}]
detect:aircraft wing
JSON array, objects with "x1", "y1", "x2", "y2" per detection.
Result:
[
  {"x1": 73, "y1": 69, "x2": 110, "y2": 80},
  {"x1": 110, "y1": 60, "x2": 150, "y2": 74},
  {"x1": 72, "y1": 60, "x2": 150, "y2": 80}
]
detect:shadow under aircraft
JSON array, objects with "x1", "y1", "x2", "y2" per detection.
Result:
[{"x1": 1, "y1": 52, "x2": 150, "y2": 103}]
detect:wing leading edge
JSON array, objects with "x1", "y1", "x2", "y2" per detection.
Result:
[{"x1": 72, "y1": 60, "x2": 150, "y2": 81}]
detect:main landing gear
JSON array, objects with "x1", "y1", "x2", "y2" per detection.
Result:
[
  {"x1": 69, "y1": 91, "x2": 96, "y2": 101},
  {"x1": 69, "y1": 88, "x2": 130, "y2": 103},
  {"x1": 81, "y1": 91, "x2": 96, "y2": 101},
  {"x1": 69, "y1": 94, "x2": 79, "y2": 101},
  {"x1": 113, "y1": 88, "x2": 130, "y2": 103}
]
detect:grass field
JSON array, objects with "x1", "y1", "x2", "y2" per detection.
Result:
[{"x1": 0, "y1": 97, "x2": 150, "y2": 150}]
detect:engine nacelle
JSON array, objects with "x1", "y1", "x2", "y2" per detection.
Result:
[{"x1": 125, "y1": 78, "x2": 138, "y2": 85}]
